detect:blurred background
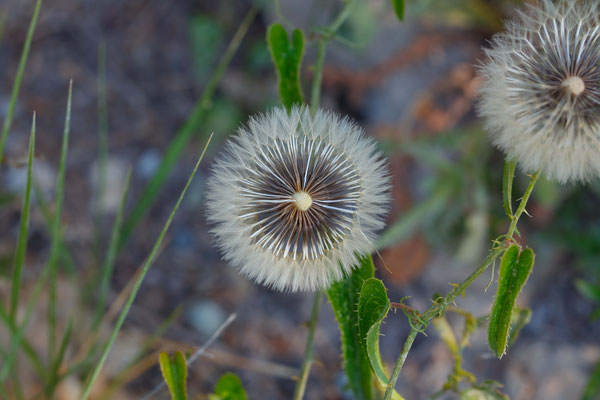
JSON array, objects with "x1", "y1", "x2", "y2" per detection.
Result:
[{"x1": 0, "y1": 0, "x2": 599, "y2": 398}]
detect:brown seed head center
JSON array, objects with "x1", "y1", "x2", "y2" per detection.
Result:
[
  {"x1": 563, "y1": 76, "x2": 585, "y2": 96},
  {"x1": 293, "y1": 191, "x2": 313, "y2": 211}
]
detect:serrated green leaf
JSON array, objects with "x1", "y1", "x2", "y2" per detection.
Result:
[
  {"x1": 266, "y1": 23, "x2": 304, "y2": 109},
  {"x1": 391, "y1": 0, "x2": 405, "y2": 21},
  {"x1": 159, "y1": 351, "x2": 188, "y2": 400},
  {"x1": 326, "y1": 256, "x2": 375, "y2": 400},
  {"x1": 488, "y1": 246, "x2": 535, "y2": 358},
  {"x1": 210, "y1": 372, "x2": 248, "y2": 400},
  {"x1": 502, "y1": 160, "x2": 516, "y2": 218},
  {"x1": 358, "y1": 279, "x2": 405, "y2": 400}
]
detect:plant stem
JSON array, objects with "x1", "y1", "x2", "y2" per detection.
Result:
[
  {"x1": 507, "y1": 171, "x2": 540, "y2": 238},
  {"x1": 384, "y1": 328, "x2": 418, "y2": 399},
  {"x1": 383, "y1": 170, "x2": 540, "y2": 399},
  {"x1": 309, "y1": 0, "x2": 356, "y2": 113},
  {"x1": 293, "y1": 291, "x2": 323, "y2": 400},
  {"x1": 310, "y1": 39, "x2": 326, "y2": 113}
]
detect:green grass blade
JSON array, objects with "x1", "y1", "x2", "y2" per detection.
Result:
[
  {"x1": 0, "y1": 12, "x2": 6, "y2": 45},
  {"x1": 0, "y1": 0, "x2": 42, "y2": 162},
  {"x1": 93, "y1": 42, "x2": 109, "y2": 262},
  {"x1": 93, "y1": 168, "x2": 132, "y2": 330},
  {"x1": 117, "y1": 5, "x2": 258, "y2": 250},
  {"x1": 46, "y1": 317, "x2": 73, "y2": 394},
  {"x1": 0, "y1": 304, "x2": 46, "y2": 381},
  {"x1": 48, "y1": 80, "x2": 73, "y2": 362},
  {"x1": 32, "y1": 181, "x2": 77, "y2": 276},
  {"x1": 0, "y1": 257, "x2": 50, "y2": 382},
  {"x1": 80, "y1": 134, "x2": 213, "y2": 400},
  {"x1": 9, "y1": 113, "x2": 36, "y2": 321}
]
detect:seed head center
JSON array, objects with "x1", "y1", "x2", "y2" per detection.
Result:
[
  {"x1": 563, "y1": 76, "x2": 585, "y2": 96},
  {"x1": 293, "y1": 191, "x2": 313, "y2": 211}
]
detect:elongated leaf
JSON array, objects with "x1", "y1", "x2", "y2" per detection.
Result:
[
  {"x1": 9, "y1": 113, "x2": 35, "y2": 321},
  {"x1": 267, "y1": 23, "x2": 304, "y2": 109},
  {"x1": 0, "y1": 0, "x2": 42, "y2": 162},
  {"x1": 118, "y1": 6, "x2": 258, "y2": 250},
  {"x1": 210, "y1": 372, "x2": 248, "y2": 400},
  {"x1": 507, "y1": 306, "x2": 531, "y2": 348},
  {"x1": 488, "y1": 245, "x2": 535, "y2": 358},
  {"x1": 502, "y1": 160, "x2": 516, "y2": 218},
  {"x1": 391, "y1": 0, "x2": 405, "y2": 21},
  {"x1": 80, "y1": 136, "x2": 212, "y2": 400},
  {"x1": 358, "y1": 279, "x2": 405, "y2": 400},
  {"x1": 159, "y1": 352, "x2": 188, "y2": 400},
  {"x1": 326, "y1": 256, "x2": 374, "y2": 400},
  {"x1": 582, "y1": 359, "x2": 600, "y2": 400}
]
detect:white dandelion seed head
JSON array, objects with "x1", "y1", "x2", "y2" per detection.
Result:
[
  {"x1": 478, "y1": 0, "x2": 600, "y2": 183},
  {"x1": 206, "y1": 106, "x2": 391, "y2": 292}
]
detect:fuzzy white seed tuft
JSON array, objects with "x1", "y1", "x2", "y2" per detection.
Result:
[
  {"x1": 206, "y1": 106, "x2": 391, "y2": 291},
  {"x1": 478, "y1": 0, "x2": 600, "y2": 183}
]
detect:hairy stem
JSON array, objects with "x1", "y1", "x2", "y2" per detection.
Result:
[
  {"x1": 383, "y1": 170, "x2": 540, "y2": 399},
  {"x1": 292, "y1": 291, "x2": 323, "y2": 400}
]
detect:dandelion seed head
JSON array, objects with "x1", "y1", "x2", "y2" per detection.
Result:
[
  {"x1": 206, "y1": 106, "x2": 390, "y2": 292},
  {"x1": 478, "y1": 0, "x2": 600, "y2": 183}
]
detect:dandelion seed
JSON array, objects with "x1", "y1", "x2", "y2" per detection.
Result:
[
  {"x1": 206, "y1": 106, "x2": 390, "y2": 291},
  {"x1": 478, "y1": 0, "x2": 600, "y2": 183}
]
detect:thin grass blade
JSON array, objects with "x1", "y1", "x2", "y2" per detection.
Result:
[
  {"x1": 48, "y1": 80, "x2": 73, "y2": 362},
  {"x1": 93, "y1": 168, "x2": 132, "y2": 329},
  {"x1": 80, "y1": 134, "x2": 213, "y2": 400},
  {"x1": 0, "y1": 0, "x2": 42, "y2": 162},
  {"x1": 118, "y1": 5, "x2": 257, "y2": 250},
  {"x1": 9, "y1": 113, "x2": 35, "y2": 321}
]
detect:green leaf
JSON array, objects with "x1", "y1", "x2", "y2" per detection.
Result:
[
  {"x1": 507, "y1": 306, "x2": 531, "y2": 348},
  {"x1": 488, "y1": 245, "x2": 535, "y2": 358},
  {"x1": 358, "y1": 279, "x2": 405, "y2": 400},
  {"x1": 460, "y1": 387, "x2": 508, "y2": 400},
  {"x1": 575, "y1": 279, "x2": 600, "y2": 304},
  {"x1": 502, "y1": 160, "x2": 516, "y2": 218},
  {"x1": 159, "y1": 352, "x2": 188, "y2": 400},
  {"x1": 266, "y1": 23, "x2": 305, "y2": 109},
  {"x1": 9, "y1": 113, "x2": 35, "y2": 321},
  {"x1": 326, "y1": 256, "x2": 375, "y2": 400},
  {"x1": 391, "y1": 0, "x2": 405, "y2": 21},
  {"x1": 210, "y1": 372, "x2": 248, "y2": 400},
  {"x1": 582, "y1": 359, "x2": 600, "y2": 400},
  {"x1": 0, "y1": 0, "x2": 42, "y2": 162},
  {"x1": 118, "y1": 6, "x2": 258, "y2": 250}
]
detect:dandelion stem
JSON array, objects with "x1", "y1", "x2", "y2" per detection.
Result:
[
  {"x1": 292, "y1": 290, "x2": 323, "y2": 400},
  {"x1": 309, "y1": 0, "x2": 357, "y2": 113},
  {"x1": 383, "y1": 170, "x2": 540, "y2": 399}
]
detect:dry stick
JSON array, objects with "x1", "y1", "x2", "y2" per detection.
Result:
[
  {"x1": 141, "y1": 313, "x2": 237, "y2": 400},
  {"x1": 383, "y1": 171, "x2": 540, "y2": 400}
]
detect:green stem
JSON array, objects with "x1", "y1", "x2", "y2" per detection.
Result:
[
  {"x1": 507, "y1": 171, "x2": 540, "y2": 238},
  {"x1": 384, "y1": 328, "x2": 418, "y2": 399},
  {"x1": 383, "y1": 170, "x2": 541, "y2": 399},
  {"x1": 292, "y1": 291, "x2": 323, "y2": 400},
  {"x1": 309, "y1": 39, "x2": 326, "y2": 113}
]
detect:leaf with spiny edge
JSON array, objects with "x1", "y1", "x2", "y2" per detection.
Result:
[
  {"x1": 488, "y1": 245, "x2": 535, "y2": 358},
  {"x1": 358, "y1": 278, "x2": 405, "y2": 399}
]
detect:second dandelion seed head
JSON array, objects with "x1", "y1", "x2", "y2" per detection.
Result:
[{"x1": 478, "y1": 0, "x2": 600, "y2": 183}]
